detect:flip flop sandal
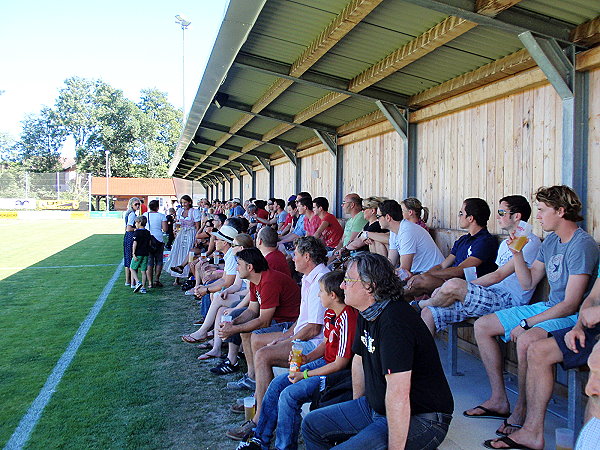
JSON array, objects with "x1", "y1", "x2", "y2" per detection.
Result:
[
  {"x1": 496, "y1": 419, "x2": 523, "y2": 436},
  {"x1": 181, "y1": 334, "x2": 209, "y2": 344},
  {"x1": 463, "y1": 405, "x2": 511, "y2": 419},
  {"x1": 483, "y1": 436, "x2": 538, "y2": 449},
  {"x1": 198, "y1": 353, "x2": 221, "y2": 361}
]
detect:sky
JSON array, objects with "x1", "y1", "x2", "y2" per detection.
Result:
[{"x1": 0, "y1": 0, "x2": 230, "y2": 155}]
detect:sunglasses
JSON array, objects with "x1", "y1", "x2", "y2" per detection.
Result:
[
  {"x1": 134, "y1": 203, "x2": 140, "y2": 206},
  {"x1": 375, "y1": 214, "x2": 383, "y2": 219},
  {"x1": 497, "y1": 209, "x2": 515, "y2": 217}
]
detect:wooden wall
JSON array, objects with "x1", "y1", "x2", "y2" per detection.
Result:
[
  {"x1": 242, "y1": 173, "x2": 252, "y2": 200},
  {"x1": 588, "y1": 68, "x2": 600, "y2": 241},
  {"x1": 416, "y1": 83, "x2": 563, "y2": 237},
  {"x1": 342, "y1": 131, "x2": 405, "y2": 201},
  {"x1": 273, "y1": 162, "x2": 295, "y2": 199},
  {"x1": 255, "y1": 169, "x2": 269, "y2": 199},
  {"x1": 232, "y1": 177, "x2": 241, "y2": 200},
  {"x1": 299, "y1": 151, "x2": 335, "y2": 200}
]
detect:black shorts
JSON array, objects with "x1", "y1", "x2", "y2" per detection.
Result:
[{"x1": 551, "y1": 325, "x2": 600, "y2": 370}]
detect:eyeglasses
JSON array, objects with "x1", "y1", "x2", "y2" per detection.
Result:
[
  {"x1": 342, "y1": 277, "x2": 361, "y2": 285},
  {"x1": 375, "y1": 214, "x2": 383, "y2": 219},
  {"x1": 497, "y1": 209, "x2": 515, "y2": 217}
]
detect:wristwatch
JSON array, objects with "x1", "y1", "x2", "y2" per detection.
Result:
[{"x1": 519, "y1": 319, "x2": 531, "y2": 330}]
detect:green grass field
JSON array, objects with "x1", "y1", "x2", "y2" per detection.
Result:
[{"x1": 1, "y1": 218, "x2": 244, "y2": 449}]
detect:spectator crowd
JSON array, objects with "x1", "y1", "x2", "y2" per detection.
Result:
[{"x1": 122, "y1": 186, "x2": 600, "y2": 450}]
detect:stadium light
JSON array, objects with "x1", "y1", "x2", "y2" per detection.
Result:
[{"x1": 175, "y1": 14, "x2": 191, "y2": 117}]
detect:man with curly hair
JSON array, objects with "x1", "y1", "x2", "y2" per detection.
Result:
[{"x1": 302, "y1": 253, "x2": 454, "y2": 449}]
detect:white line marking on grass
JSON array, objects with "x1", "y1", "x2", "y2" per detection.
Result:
[
  {"x1": 4, "y1": 261, "x2": 124, "y2": 450},
  {"x1": 0, "y1": 264, "x2": 119, "y2": 270}
]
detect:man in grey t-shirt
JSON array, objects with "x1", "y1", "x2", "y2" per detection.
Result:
[{"x1": 465, "y1": 186, "x2": 599, "y2": 447}]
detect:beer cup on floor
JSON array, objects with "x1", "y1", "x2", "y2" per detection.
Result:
[{"x1": 243, "y1": 396, "x2": 256, "y2": 421}]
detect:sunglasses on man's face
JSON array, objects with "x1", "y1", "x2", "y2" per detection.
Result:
[{"x1": 497, "y1": 209, "x2": 514, "y2": 217}]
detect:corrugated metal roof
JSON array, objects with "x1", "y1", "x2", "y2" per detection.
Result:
[{"x1": 171, "y1": 0, "x2": 599, "y2": 181}]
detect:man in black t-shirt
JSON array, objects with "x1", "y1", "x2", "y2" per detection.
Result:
[{"x1": 302, "y1": 253, "x2": 453, "y2": 449}]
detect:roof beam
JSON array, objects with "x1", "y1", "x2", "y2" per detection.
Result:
[
  {"x1": 278, "y1": 146, "x2": 297, "y2": 166},
  {"x1": 234, "y1": 53, "x2": 409, "y2": 106},
  {"x1": 255, "y1": 155, "x2": 271, "y2": 172},
  {"x1": 229, "y1": 167, "x2": 241, "y2": 182},
  {"x1": 518, "y1": 31, "x2": 574, "y2": 99},
  {"x1": 216, "y1": 100, "x2": 337, "y2": 134},
  {"x1": 186, "y1": 0, "x2": 384, "y2": 177},
  {"x1": 409, "y1": 48, "x2": 535, "y2": 107},
  {"x1": 399, "y1": 0, "x2": 573, "y2": 44},
  {"x1": 198, "y1": 14, "x2": 482, "y2": 180},
  {"x1": 376, "y1": 101, "x2": 408, "y2": 140},
  {"x1": 239, "y1": 162, "x2": 255, "y2": 177},
  {"x1": 570, "y1": 16, "x2": 600, "y2": 47},
  {"x1": 197, "y1": 121, "x2": 298, "y2": 149},
  {"x1": 314, "y1": 131, "x2": 338, "y2": 157},
  {"x1": 192, "y1": 136, "x2": 272, "y2": 159}
]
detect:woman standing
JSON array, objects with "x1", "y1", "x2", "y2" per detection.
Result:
[
  {"x1": 165, "y1": 195, "x2": 200, "y2": 283},
  {"x1": 123, "y1": 197, "x2": 141, "y2": 286}
]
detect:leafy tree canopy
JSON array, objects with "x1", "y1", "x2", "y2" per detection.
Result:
[{"x1": 9, "y1": 77, "x2": 183, "y2": 177}]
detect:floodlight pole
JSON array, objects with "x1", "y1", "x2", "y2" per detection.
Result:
[{"x1": 175, "y1": 15, "x2": 191, "y2": 118}]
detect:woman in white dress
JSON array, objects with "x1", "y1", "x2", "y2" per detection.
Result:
[{"x1": 165, "y1": 195, "x2": 200, "y2": 283}]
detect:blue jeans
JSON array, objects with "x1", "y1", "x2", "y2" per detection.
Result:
[
  {"x1": 301, "y1": 396, "x2": 451, "y2": 450},
  {"x1": 254, "y1": 358, "x2": 326, "y2": 450}
]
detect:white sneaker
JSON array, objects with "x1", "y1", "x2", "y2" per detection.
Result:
[
  {"x1": 125, "y1": 282, "x2": 131, "y2": 287},
  {"x1": 133, "y1": 283, "x2": 142, "y2": 293}
]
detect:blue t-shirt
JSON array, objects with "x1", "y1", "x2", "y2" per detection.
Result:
[
  {"x1": 293, "y1": 214, "x2": 306, "y2": 237},
  {"x1": 537, "y1": 228, "x2": 599, "y2": 306},
  {"x1": 450, "y1": 228, "x2": 498, "y2": 277},
  {"x1": 232, "y1": 205, "x2": 245, "y2": 216}
]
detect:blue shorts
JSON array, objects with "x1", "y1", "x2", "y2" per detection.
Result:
[
  {"x1": 494, "y1": 303, "x2": 578, "y2": 343},
  {"x1": 551, "y1": 325, "x2": 600, "y2": 370}
]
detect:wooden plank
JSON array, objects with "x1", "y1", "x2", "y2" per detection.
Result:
[
  {"x1": 475, "y1": 0, "x2": 524, "y2": 17},
  {"x1": 409, "y1": 49, "x2": 535, "y2": 108},
  {"x1": 570, "y1": 16, "x2": 600, "y2": 47},
  {"x1": 486, "y1": 102, "x2": 496, "y2": 233},
  {"x1": 532, "y1": 86, "x2": 545, "y2": 210}
]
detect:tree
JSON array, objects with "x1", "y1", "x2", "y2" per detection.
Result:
[
  {"x1": 136, "y1": 88, "x2": 183, "y2": 177},
  {"x1": 16, "y1": 108, "x2": 65, "y2": 172}
]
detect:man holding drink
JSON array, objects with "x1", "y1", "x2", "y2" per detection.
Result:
[
  {"x1": 465, "y1": 185, "x2": 599, "y2": 448},
  {"x1": 416, "y1": 195, "x2": 541, "y2": 335}
]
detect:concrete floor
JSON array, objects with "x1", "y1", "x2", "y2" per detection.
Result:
[{"x1": 436, "y1": 339, "x2": 568, "y2": 450}]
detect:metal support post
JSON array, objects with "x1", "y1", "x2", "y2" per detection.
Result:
[
  {"x1": 407, "y1": 121, "x2": 418, "y2": 198},
  {"x1": 518, "y1": 32, "x2": 588, "y2": 228},
  {"x1": 295, "y1": 157, "x2": 302, "y2": 195}
]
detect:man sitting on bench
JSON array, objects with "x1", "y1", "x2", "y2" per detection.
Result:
[
  {"x1": 417, "y1": 196, "x2": 541, "y2": 335},
  {"x1": 404, "y1": 197, "x2": 499, "y2": 301},
  {"x1": 464, "y1": 185, "x2": 599, "y2": 447},
  {"x1": 482, "y1": 269, "x2": 600, "y2": 449}
]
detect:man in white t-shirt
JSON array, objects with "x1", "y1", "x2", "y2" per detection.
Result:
[
  {"x1": 377, "y1": 199, "x2": 443, "y2": 277},
  {"x1": 418, "y1": 196, "x2": 541, "y2": 335},
  {"x1": 143, "y1": 200, "x2": 168, "y2": 287}
]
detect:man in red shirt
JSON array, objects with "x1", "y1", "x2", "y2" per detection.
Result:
[
  {"x1": 312, "y1": 196, "x2": 343, "y2": 251},
  {"x1": 257, "y1": 226, "x2": 291, "y2": 276},
  {"x1": 297, "y1": 197, "x2": 321, "y2": 236},
  {"x1": 219, "y1": 248, "x2": 300, "y2": 389}
]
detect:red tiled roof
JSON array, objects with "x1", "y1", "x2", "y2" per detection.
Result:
[{"x1": 91, "y1": 177, "x2": 176, "y2": 196}]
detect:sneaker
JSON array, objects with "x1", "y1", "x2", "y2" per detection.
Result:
[
  {"x1": 133, "y1": 283, "x2": 142, "y2": 293},
  {"x1": 125, "y1": 282, "x2": 131, "y2": 287},
  {"x1": 230, "y1": 401, "x2": 245, "y2": 415},
  {"x1": 236, "y1": 437, "x2": 262, "y2": 449},
  {"x1": 226, "y1": 420, "x2": 256, "y2": 441},
  {"x1": 210, "y1": 358, "x2": 239, "y2": 375},
  {"x1": 139, "y1": 287, "x2": 147, "y2": 294},
  {"x1": 226, "y1": 374, "x2": 256, "y2": 390}
]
